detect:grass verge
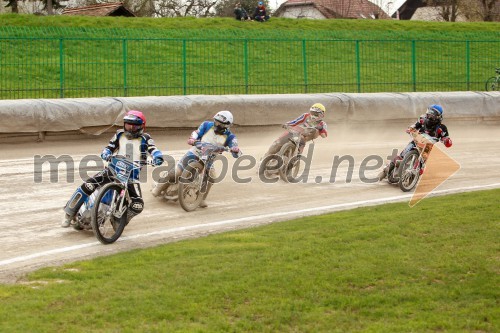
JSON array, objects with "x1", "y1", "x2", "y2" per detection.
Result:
[{"x1": 0, "y1": 189, "x2": 498, "y2": 332}]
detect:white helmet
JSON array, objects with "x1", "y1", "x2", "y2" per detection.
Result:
[{"x1": 213, "y1": 110, "x2": 233, "y2": 134}]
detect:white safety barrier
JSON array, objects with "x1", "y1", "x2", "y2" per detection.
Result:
[{"x1": 0, "y1": 92, "x2": 498, "y2": 134}]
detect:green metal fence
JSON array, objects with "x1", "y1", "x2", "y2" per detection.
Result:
[{"x1": 0, "y1": 37, "x2": 498, "y2": 99}]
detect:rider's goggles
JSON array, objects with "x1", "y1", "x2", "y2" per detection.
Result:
[
  {"x1": 425, "y1": 109, "x2": 440, "y2": 120},
  {"x1": 310, "y1": 108, "x2": 324, "y2": 118},
  {"x1": 124, "y1": 123, "x2": 142, "y2": 132},
  {"x1": 214, "y1": 119, "x2": 230, "y2": 129}
]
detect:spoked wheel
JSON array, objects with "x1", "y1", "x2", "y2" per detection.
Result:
[
  {"x1": 398, "y1": 150, "x2": 420, "y2": 192},
  {"x1": 178, "y1": 165, "x2": 204, "y2": 212},
  {"x1": 258, "y1": 154, "x2": 281, "y2": 180},
  {"x1": 279, "y1": 142, "x2": 300, "y2": 182},
  {"x1": 91, "y1": 183, "x2": 128, "y2": 244}
]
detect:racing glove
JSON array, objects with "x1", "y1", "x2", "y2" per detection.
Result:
[
  {"x1": 100, "y1": 148, "x2": 112, "y2": 161},
  {"x1": 442, "y1": 137, "x2": 452, "y2": 148},
  {"x1": 153, "y1": 156, "x2": 164, "y2": 166},
  {"x1": 187, "y1": 138, "x2": 196, "y2": 146}
]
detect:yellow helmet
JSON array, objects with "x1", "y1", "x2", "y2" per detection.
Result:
[{"x1": 310, "y1": 103, "x2": 325, "y2": 119}]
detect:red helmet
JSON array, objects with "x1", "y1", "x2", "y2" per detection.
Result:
[{"x1": 123, "y1": 110, "x2": 146, "y2": 139}]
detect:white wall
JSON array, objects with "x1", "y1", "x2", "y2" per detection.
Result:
[{"x1": 279, "y1": 6, "x2": 325, "y2": 19}]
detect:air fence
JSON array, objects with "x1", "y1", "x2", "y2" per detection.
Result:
[
  {"x1": 0, "y1": 37, "x2": 498, "y2": 100},
  {"x1": 0, "y1": 92, "x2": 499, "y2": 140}
]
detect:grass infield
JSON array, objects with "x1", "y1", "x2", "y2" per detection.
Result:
[{"x1": 0, "y1": 189, "x2": 498, "y2": 332}]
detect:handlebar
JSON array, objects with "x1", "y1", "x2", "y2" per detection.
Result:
[
  {"x1": 407, "y1": 130, "x2": 438, "y2": 146},
  {"x1": 283, "y1": 124, "x2": 317, "y2": 134},
  {"x1": 108, "y1": 155, "x2": 156, "y2": 168},
  {"x1": 194, "y1": 141, "x2": 229, "y2": 153}
]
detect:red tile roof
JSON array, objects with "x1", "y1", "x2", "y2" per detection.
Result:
[
  {"x1": 276, "y1": 0, "x2": 390, "y2": 19},
  {"x1": 62, "y1": 2, "x2": 136, "y2": 17}
]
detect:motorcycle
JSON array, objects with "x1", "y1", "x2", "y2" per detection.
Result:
[
  {"x1": 152, "y1": 141, "x2": 240, "y2": 212},
  {"x1": 386, "y1": 129, "x2": 439, "y2": 192},
  {"x1": 258, "y1": 124, "x2": 317, "y2": 182},
  {"x1": 73, "y1": 155, "x2": 149, "y2": 244}
]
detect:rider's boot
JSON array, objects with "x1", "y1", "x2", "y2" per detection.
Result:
[
  {"x1": 378, "y1": 162, "x2": 394, "y2": 181},
  {"x1": 62, "y1": 187, "x2": 88, "y2": 227},
  {"x1": 151, "y1": 181, "x2": 167, "y2": 197},
  {"x1": 151, "y1": 171, "x2": 175, "y2": 197},
  {"x1": 124, "y1": 200, "x2": 144, "y2": 225},
  {"x1": 199, "y1": 182, "x2": 212, "y2": 208}
]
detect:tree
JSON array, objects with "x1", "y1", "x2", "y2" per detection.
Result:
[
  {"x1": 477, "y1": 0, "x2": 499, "y2": 21},
  {"x1": 427, "y1": 0, "x2": 499, "y2": 22},
  {"x1": 4, "y1": 0, "x2": 19, "y2": 13},
  {"x1": 4, "y1": 0, "x2": 65, "y2": 15},
  {"x1": 151, "y1": 0, "x2": 218, "y2": 17},
  {"x1": 426, "y1": 0, "x2": 460, "y2": 22}
]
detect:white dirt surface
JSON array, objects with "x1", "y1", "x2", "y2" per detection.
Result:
[{"x1": 1, "y1": 123, "x2": 499, "y2": 284}]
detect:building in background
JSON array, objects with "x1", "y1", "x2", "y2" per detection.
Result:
[
  {"x1": 274, "y1": 0, "x2": 390, "y2": 19},
  {"x1": 62, "y1": 2, "x2": 136, "y2": 17}
]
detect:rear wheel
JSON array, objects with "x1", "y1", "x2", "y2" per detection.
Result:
[
  {"x1": 398, "y1": 150, "x2": 420, "y2": 192},
  {"x1": 485, "y1": 77, "x2": 498, "y2": 91},
  {"x1": 258, "y1": 154, "x2": 282, "y2": 180},
  {"x1": 178, "y1": 163, "x2": 204, "y2": 212},
  {"x1": 91, "y1": 183, "x2": 127, "y2": 244}
]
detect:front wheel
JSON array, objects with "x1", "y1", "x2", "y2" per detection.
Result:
[
  {"x1": 398, "y1": 150, "x2": 420, "y2": 192},
  {"x1": 178, "y1": 164, "x2": 204, "y2": 212},
  {"x1": 485, "y1": 77, "x2": 498, "y2": 91},
  {"x1": 91, "y1": 183, "x2": 128, "y2": 244},
  {"x1": 278, "y1": 142, "x2": 299, "y2": 182}
]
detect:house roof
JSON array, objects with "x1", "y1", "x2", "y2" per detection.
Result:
[
  {"x1": 367, "y1": 0, "x2": 408, "y2": 17},
  {"x1": 62, "y1": 2, "x2": 136, "y2": 17},
  {"x1": 275, "y1": 0, "x2": 390, "y2": 19}
]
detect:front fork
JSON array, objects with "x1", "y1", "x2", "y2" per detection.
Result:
[{"x1": 111, "y1": 187, "x2": 128, "y2": 219}]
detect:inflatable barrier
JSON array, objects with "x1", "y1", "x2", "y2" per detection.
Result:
[{"x1": 0, "y1": 92, "x2": 498, "y2": 136}]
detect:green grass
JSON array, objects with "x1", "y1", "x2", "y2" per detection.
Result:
[
  {"x1": 0, "y1": 189, "x2": 498, "y2": 332},
  {"x1": 1, "y1": 14, "x2": 499, "y2": 39},
  {"x1": 0, "y1": 15, "x2": 499, "y2": 99}
]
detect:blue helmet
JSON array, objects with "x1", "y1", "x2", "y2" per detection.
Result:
[
  {"x1": 258, "y1": 1, "x2": 263, "y2": 5},
  {"x1": 428, "y1": 104, "x2": 443, "y2": 117},
  {"x1": 425, "y1": 104, "x2": 443, "y2": 128}
]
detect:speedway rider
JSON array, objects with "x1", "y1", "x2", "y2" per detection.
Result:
[
  {"x1": 151, "y1": 110, "x2": 240, "y2": 208},
  {"x1": 378, "y1": 104, "x2": 453, "y2": 181},
  {"x1": 263, "y1": 102, "x2": 328, "y2": 159},
  {"x1": 61, "y1": 110, "x2": 164, "y2": 227}
]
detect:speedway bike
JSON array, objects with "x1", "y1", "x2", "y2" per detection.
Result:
[
  {"x1": 259, "y1": 124, "x2": 317, "y2": 182},
  {"x1": 386, "y1": 129, "x2": 439, "y2": 192},
  {"x1": 74, "y1": 155, "x2": 148, "y2": 244},
  {"x1": 152, "y1": 141, "x2": 239, "y2": 212}
]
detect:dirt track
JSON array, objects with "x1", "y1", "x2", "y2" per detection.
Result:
[{"x1": 1, "y1": 123, "x2": 499, "y2": 284}]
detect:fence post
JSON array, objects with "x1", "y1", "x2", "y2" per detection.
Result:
[
  {"x1": 302, "y1": 39, "x2": 308, "y2": 93},
  {"x1": 123, "y1": 39, "x2": 128, "y2": 97},
  {"x1": 183, "y1": 39, "x2": 187, "y2": 95},
  {"x1": 412, "y1": 40, "x2": 417, "y2": 92},
  {"x1": 59, "y1": 38, "x2": 64, "y2": 98},
  {"x1": 466, "y1": 40, "x2": 470, "y2": 91},
  {"x1": 355, "y1": 40, "x2": 361, "y2": 93},
  {"x1": 244, "y1": 39, "x2": 249, "y2": 94}
]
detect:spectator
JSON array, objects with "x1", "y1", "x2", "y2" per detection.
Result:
[
  {"x1": 253, "y1": 1, "x2": 270, "y2": 22},
  {"x1": 234, "y1": 2, "x2": 250, "y2": 21}
]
